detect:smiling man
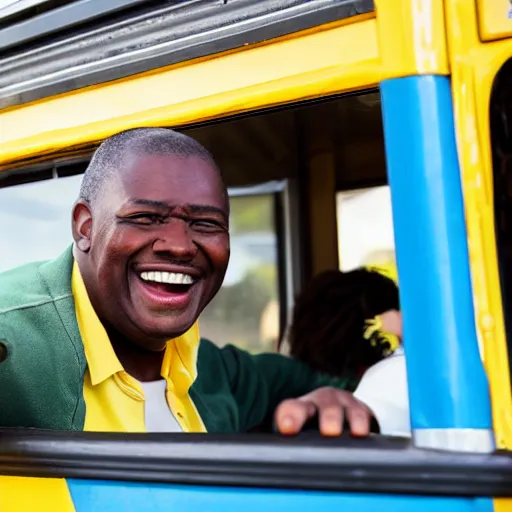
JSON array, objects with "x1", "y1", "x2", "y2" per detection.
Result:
[{"x1": 0, "y1": 128, "x2": 371, "y2": 436}]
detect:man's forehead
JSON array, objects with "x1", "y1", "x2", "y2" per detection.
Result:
[
  {"x1": 122, "y1": 150, "x2": 217, "y2": 175},
  {"x1": 114, "y1": 152, "x2": 228, "y2": 209}
]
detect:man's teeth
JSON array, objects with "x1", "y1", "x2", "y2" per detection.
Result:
[{"x1": 140, "y1": 271, "x2": 195, "y2": 285}]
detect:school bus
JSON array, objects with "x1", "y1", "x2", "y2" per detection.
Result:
[{"x1": 0, "y1": 0, "x2": 511, "y2": 511}]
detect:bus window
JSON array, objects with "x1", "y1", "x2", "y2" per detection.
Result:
[
  {"x1": 491, "y1": 57, "x2": 512, "y2": 385},
  {"x1": 0, "y1": 91, "x2": 393, "y2": 359}
]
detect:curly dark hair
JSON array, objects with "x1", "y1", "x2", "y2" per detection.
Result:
[{"x1": 287, "y1": 268, "x2": 399, "y2": 380}]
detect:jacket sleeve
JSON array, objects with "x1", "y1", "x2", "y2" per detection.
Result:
[{"x1": 219, "y1": 344, "x2": 352, "y2": 432}]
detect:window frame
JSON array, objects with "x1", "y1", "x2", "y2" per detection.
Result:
[
  {"x1": 0, "y1": 429, "x2": 510, "y2": 497},
  {"x1": 224, "y1": 180, "x2": 302, "y2": 351}
]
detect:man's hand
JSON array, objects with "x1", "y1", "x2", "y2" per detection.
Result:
[{"x1": 274, "y1": 387, "x2": 372, "y2": 437}]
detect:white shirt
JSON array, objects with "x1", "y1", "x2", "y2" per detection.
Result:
[
  {"x1": 140, "y1": 380, "x2": 182, "y2": 433},
  {"x1": 353, "y1": 347, "x2": 411, "y2": 437}
]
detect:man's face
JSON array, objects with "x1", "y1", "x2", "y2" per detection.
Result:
[{"x1": 73, "y1": 152, "x2": 230, "y2": 349}]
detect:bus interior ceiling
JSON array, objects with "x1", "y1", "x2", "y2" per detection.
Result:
[{"x1": 185, "y1": 92, "x2": 385, "y2": 190}]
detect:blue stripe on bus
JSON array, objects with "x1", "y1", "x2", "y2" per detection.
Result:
[
  {"x1": 67, "y1": 479, "x2": 494, "y2": 512},
  {"x1": 380, "y1": 75, "x2": 492, "y2": 430}
]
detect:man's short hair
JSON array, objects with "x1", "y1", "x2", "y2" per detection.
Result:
[{"x1": 79, "y1": 127, "x2": 219, "y2": 204}]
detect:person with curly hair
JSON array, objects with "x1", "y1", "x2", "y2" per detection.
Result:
[
  {"x1": 284, "y1": 267, "x2": 410, "y2": 436},
  {"x1": 285, "y1": 267, "x2": 401, "y2": 389}
]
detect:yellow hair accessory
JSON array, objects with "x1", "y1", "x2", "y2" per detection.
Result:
[
  {"x1": 364, "y1": 315, "x2": 399, "y2": 355},
  {"x1": 363, "y1": 315, "x2": 383, "y2": 341}
]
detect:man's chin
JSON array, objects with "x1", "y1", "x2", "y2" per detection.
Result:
[{"x1": 136, "y1": 313, "x2": 198, "y2": 342}]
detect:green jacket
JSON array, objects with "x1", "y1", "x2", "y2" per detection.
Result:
[{"x1": 0, "y1": 248, "x2": 345, "y2": 433}]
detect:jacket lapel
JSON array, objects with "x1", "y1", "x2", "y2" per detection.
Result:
[{"x1": 38, "y1": 246, "x2": 86, "y2": 373}]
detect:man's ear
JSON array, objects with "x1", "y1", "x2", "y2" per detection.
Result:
[{"x1": 72, "y1": 200, "x2": 93, "y2": 253}]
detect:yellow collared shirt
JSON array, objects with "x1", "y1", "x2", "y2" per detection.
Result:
[{"x1": 71, "y1": 262, "x2": 206, "y2": 433}]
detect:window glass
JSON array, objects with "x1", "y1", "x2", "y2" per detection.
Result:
[
  {"x1": 0, "y1": 177, "x2": 280, "y2": 352},
  {"x1": 0, "y1": 175, "x2": 81, "y2": 271},
  {"x1": 336, "y1": 186, "x2": 397, "y2": 280},
  {"x1": 200, "y1": 194, "x2": 279, "y2": 353}
]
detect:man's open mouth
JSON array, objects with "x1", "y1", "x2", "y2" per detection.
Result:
[
  {"x1": 135, "y1": 270, "x2": 198, "y2": 307},
  {"x1": 140, "y1": 271, "x2": 195, "y2": 292}
]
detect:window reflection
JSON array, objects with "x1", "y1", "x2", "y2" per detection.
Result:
[{"x1": 0, "y1": 177, "x2": 280, "y2": 352}]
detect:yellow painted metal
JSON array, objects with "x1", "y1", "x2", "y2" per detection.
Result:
[
  {"x1": 495, "y1": 499, "x2": 512, "y2": 512},
  {"x1": 445, "y1": 0, "x2": 512, "y2": 450},
  {"x1": 0, "y1": 477, "x2": 76, "y2": 512},
  {"x1": 0, "y1": 16, "x2": 379, "y2": 168},
  {"x1": 476, "y1": 0, "x2": 512, "y2": 42},
  {"x1": 0, "y1": 2, "x2": 453, "y2": 168},
  {"x1": 374, "y1": 0, "x2": 449, "y2": 78}
]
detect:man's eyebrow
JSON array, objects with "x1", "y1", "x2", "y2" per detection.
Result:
[
  {"x1": 189, "y1": 204, "x2": 228, "y2": 221},
  {"x1": 129, "y1": 199, "x2": 227, "y2": 221},
  {"x1": 130, "y1": 199, "x2": 169, "y2": 209}
]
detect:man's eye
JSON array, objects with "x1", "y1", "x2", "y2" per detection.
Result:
[
  {"x1": 192, "y1": 220, "x2": 222, "y2": 230},
  {"x1": 127, "y1": 214, "x2": 162, "y2": 224}
]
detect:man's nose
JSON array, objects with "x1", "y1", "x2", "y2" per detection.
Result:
[{"x1": 152, "y1": 219, "x2": 197, "y2": 260}]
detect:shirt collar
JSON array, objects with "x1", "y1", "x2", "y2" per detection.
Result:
[
  {"x1": 72, "y1": 262, "x2": 201, "y2": 391},
  {"x1": 72, "y1": 262, "x2": 123, "y2": 385}
]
